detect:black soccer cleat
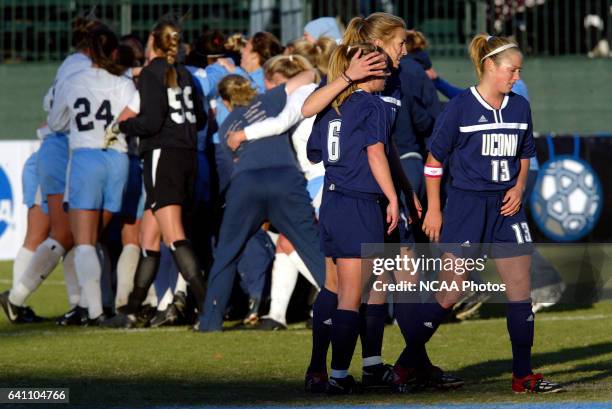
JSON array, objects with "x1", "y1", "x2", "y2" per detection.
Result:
[
  {"x1": 87, "y1": 314, "x2": 109, "y2": 327},
  {"x1": 100, "y1": 312, "x2": 138, "y2": 328},
  {"x1": 0, "y1": 291, "x2": 21, "y2": 323},
  {"x1": 362, "y1": 363, "x2": 395, "y2": 389},
  {"x1": 0, "y1": 291, "x2": 45, "y2": 324},
  {"x1": 19, "y1": 305, "x2": 47, "y2": 323},
  {"x1": 251, "y1": 317, "x2": 287, "y2": 331},
  {"x1": 390, "y1": 364, "x2": 419, "y2": 394},
  {"x1": 304, "y1": 371, "x2": 328, "y2": 393},
  {"x1": 56, "y1": 306, "x2": 88, "y2": 326},
  {"x1": 416, "y1": 364, "x2": 464, "y2": 390},
  {"x1": 512, "y1": 373, "x2": 564, "y2": 394},
  {"x1": 327, "y1": 375, "x2": 362, "y2": 395},
  {"x1": 137, "y1": 304, "x2": 157, "y2": 325},
  {"x1": 149, "y1": 304, "x2": 179, "y2": 328}
]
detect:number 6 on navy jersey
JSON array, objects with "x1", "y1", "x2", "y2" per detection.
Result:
[
  {"x1": 168, "y1": 86, "x2": 195, "y2": 124},
  {"x1": 327, "y1": 119, "x2": 341, "y2": 162}
]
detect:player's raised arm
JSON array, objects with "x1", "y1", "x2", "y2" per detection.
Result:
[{"x1": 301, "y1": 49, "x2": 387, "y2": 118}]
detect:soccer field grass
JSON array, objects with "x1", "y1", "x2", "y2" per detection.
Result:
[{"x1": 1, "y1": 261, "x2": 612, "y2": 409}]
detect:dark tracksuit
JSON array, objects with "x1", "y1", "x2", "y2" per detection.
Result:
[{"x1": 199, "y1": 85, "x2": 325, "y2": 331}]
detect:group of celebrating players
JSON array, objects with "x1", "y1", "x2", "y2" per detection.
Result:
[{"x1": 0, "y1": 9, "x2": 564, "y2": 396}]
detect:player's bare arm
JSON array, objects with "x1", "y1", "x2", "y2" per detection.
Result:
[
  {"x1": 367, "y1": 142, "x2": 399, "y2": 234},
  {"x1": 422, "y1": 153, "x2": 443, "y2": 242},
  {"x1": 500, "y1": 157, "x2": 529, "y2": 217}
]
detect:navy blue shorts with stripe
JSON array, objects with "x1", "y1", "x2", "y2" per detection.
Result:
[
  {"x1": 439, "y1": 186, "x2": 534, "y2": 258},
  {"x1": 319, "y1": 185, "x2": 385, "y2": 259}
]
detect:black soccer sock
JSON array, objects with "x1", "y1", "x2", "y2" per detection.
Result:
[
  {"x1": 170, "y1": 240, "x2": 207, "y2": 311},
  {"x1": 126, "y1": 249, "x2": 161, "y2": 314},
  {"x1": 506, "y1": 299, "x2": 534, "y2": 378},
  {"x1": 359, "y1": 303, "x2": 387, "y2": 368},
  {"x1": 307, "y1": 287, "x2": 337, "y2": 374},
  {"x1": 415, "y1": 301, "x2": 451, "y2": 343},
  {"x1": 330, "y1": 309, "x2": 360, "y2": 378},
  {"x1": 393, "y1": 300, "x2": 429, "y2": 368}
]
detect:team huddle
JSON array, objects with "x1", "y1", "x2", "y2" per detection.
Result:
[{"x1": 0, "y1": 10, "x2": 565, "y2": 396}]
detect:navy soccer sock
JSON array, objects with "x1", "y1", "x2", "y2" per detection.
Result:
[
  {"x1": 506, "y1": 299, "x2": 534, "y2": 378},
  {"x1": 330, "y1": 309, "x2": 360, "y2": 378},
  {"x1": 307, "y1": 288, "x2": 337, "y2": 374},
  {"x1": 359, "y1": 303, "x2": 387, "y2": 368},
  {"x1": 395, "y1": 301, "x2": 450, "y2": 368}
]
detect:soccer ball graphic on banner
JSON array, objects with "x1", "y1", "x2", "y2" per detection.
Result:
[{"x1": 530, "y1": 156, "x2": 603, "y2": 242}]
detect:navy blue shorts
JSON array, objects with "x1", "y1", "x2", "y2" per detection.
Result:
[
  {"x1": 439, "y1": 187, "x2": 534, "y2": 258},
  {"x1": 121, "y1": 155, "x2": 145, "y2": 221},
  {"x1": 319, "y1": 184, "x2": 384, "y2": 259}
]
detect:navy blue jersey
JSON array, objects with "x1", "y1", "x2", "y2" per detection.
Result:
[
  {"x1": 428, "y1": 87, "x2": 536, "y2": 192},
  {"x1": 319, "y1": 74, "x2": 402, "y2": 126},
  {"x1": 393, "y1": 56, "x2": 442, "y2": 156},
  {"x1": 218, "y1": 85, "x2": 297, "y2": 187},
  {"x1": 307, "y1": 90, "x2": 394, "y2": 194}
]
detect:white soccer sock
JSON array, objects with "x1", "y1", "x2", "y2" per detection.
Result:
[
  {"x1": 267, "y1": 253, "x2": 299, "y2": 325},
  {"x1": 157, "y1": 288, "x2": 174, "y2": 311},
  {"x1": 63, "y1": 249, "x2": 80, "y2": 307},
  {"x1": 144, "y1": 284, "x2": 158, "y2": 307},
  {"x1": 74, "y1": 245, "x2": 103, "y2": 319},
  {"x1": 9, "y1": 238, "x2": 65, "y2": 306},
  {"x1": 288, "y1": 251, "x2": 320, "y2": 289},
  {"x1": 11, "y1": 247, "x2": 34, "y2": 288},
  {"x1": 115, "y1": 244, "x2": 140, "y2": 308},
  {"x1": 175, "y1": 273, "x2": 188, "y2": 294}
]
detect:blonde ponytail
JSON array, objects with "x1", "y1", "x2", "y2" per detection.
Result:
[{"x1": 469, "y1": 33, "x2": 519, "y2": 78}]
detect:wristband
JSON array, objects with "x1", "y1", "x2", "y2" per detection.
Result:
[
  {"x1": 424, "y1": 164, "x2": 443, "y2": 178},
  {"x1": 341, "y1": 71, "x2": 353, "y2": 84}
]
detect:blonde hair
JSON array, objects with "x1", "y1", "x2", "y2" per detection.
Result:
[
  {"x1": 343, "y1": 12, "x2": 406, "y2": 46},
  {"x1": 328, "y1": 43, "x2": 384, "y2": 112},
  {"x1": 218, "y1": 74, "x2": 258, "y2": 108},
  {"x1": 469, "y1": 33, "x2": 520, "y2": 78},
  {"x1": 225, "y1": 33, "x2": 246, "y2": 53},
  {"x1": 264, "y1": 54, "x2": 315, "y2": 81},
  {"x1": 152, "y1": 20, "x2": 181, "y2": 88},
  {"x1": 405, "y1": 30, "x2": 428, "y2": 53},
  {"x1": 292, "y1": 36, "x2": 337, "y2": 76}
]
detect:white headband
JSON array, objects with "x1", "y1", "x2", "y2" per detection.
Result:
[{"x1": 480, "y1": 43, "x2": 518, "y2": 63}]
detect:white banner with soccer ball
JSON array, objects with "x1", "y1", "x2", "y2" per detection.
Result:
[{"x1": 0, "y1": 141, "x2": 40, "y2": 260}]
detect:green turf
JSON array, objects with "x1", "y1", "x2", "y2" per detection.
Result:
[{"x1": 1, "y1": 261, "x2": 612, "y2": 408}]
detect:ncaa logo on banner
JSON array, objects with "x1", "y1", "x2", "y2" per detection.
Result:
[{"x1": 0, "y1": 165, "x2": 14, "y2": 239}]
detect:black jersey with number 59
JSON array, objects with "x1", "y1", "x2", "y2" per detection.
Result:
[{"x1": 119, "y1": 57, "x2": 206, "y2": 154}]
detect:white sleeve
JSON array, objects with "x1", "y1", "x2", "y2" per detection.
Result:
[
  {"x1": 46, "y1": 81, "x2": 71, "y2": 133},
  {"x1": 125, "y1": 82, "x2": 140, "y2": 113},
  {"x1": 42, "y1": 84, "x2": 54, "y2": 112},
  {"x1": 243, "y1": 86, "x2": 311, "y2": 141}
]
